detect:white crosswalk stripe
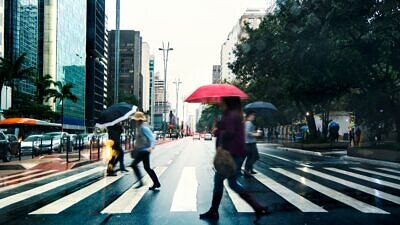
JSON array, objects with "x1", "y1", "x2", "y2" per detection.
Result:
[
  {"x1": 325, "y1": 167, "x2": 400, "y2": 190},
  {"x1": 1, "y1": 170, "x2": 58, "y2": 186},
  {"x1": 377, "y1": 168, "x2": 400, "y2": 175},
  {"x1": 351, "y1": 167, "x2": 400, "y2": 181},
  {"x1": 0, "y1": 167, "x2": 105, "y2": 210},
  {"x1": 224, "y1": 180, "x2": 253, "y2": 212},
  {"x1": 273, "y1": 168, "x2": 389, "y2": 214},
  {"x1": 170, "y1": 167, "x2": 198, "y2": 212},
  {"x1": 298, "y1": 167, "x2": 400, "y2": 206},
  {"x1": 253, "y1": 170, "x2": 327, "y2": 212},
  {"x1": 30, "y1": 169, "x2": 129, "y2": 214},
  {"x1": 101, "y1": 167, "x2": 167, "y2": 214}
]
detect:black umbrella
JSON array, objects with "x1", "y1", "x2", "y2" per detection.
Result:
[
  {"x1": 95, "y1": 102, "x2": 137, "y2": 128},
  {"x1": 244, "y1": 101, "x2": 278, "y2": 112},
  {"x1": 244, "y1": 101, "x2": 280, "y2": 126}
]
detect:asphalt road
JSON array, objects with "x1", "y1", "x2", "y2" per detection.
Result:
[{"x1": 1, "y1": 138, "x2": 399, "y2": 225}]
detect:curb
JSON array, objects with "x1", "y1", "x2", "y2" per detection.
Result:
[
  {"x1": 341, "y1": 156, "x2": 400, "y2": 169},
  {"x1": 276, "y1": 147, "x2": 323, "y2": 157}
]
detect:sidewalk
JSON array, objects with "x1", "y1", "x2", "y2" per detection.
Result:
[{"x1": 271, "y1": 145, "x2": 400, "y2": 169}]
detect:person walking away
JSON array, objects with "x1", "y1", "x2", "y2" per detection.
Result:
[
  {"x1": 199, "y1": 97, "x2": 268, "y2": 222},
  {"x1": 349, "y1": 128, "x2": 355, "y2": 147},
  {"x1": 244, "y1": 111, "x2": 260, "y2": 177},
  {"x1": 355, "y1": 126, "x2": 362, "y2": 147},
  {"x1": 130, "y1": 112, "x2": 161, "y2": 190},
  {"x1": 107, "y1": 123, "x2": 127, "y2": 176}
]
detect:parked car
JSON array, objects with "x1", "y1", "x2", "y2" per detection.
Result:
[
  {"x1": 193, "y1": 133, "x2": 200, "y2": 140},
  {"x1": 80, "y1": 133, "x2": 95, "y2": 147},
  {"x1": 20, "y1": 134, "x2": 43, "y2": 155},
  {"x1": 204, "y1": 133, "x2": 213, "y2": 141},
  {"x1": 0, "y1": 131, "x2": 20, "y2": 162},
  {"x1": 45, "y1": 132, "x2": 70, "y2": 152}
]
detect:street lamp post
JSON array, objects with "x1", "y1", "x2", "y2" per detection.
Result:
[
  {"x1": 158, "y1": 42, "x2": 173, "y2": 129},
  {"x1": 173, "y1": 78, "x2": 182, "y2": 125}
]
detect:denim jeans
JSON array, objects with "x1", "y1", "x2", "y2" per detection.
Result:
[{"x1": 245, "y1": 143, "x2": 259, "y2": 171}]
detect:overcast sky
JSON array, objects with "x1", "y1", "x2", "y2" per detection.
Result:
[{"x1": 105, "y1": 0, "x2": 272, "y2": 119}]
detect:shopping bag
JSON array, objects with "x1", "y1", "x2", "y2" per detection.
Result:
[{"x1": 213, "y1": 147, "x2": 237, "y2": 178}]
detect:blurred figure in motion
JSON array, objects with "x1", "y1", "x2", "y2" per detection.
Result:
[
  {"x1": 200, "y1": 97, "x2": 268, "y2": 222},
  {"x1": 244, "y1": 110, "x2": 260, "y2": 177},
  {"x1": 107, "y1": 123, "x2": 127, "y2": 176},
  {"x1": 130, "y1": 112, "x2": 161, "y2": 190}
]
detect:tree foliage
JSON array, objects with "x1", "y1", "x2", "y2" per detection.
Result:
[
  {"x1": 196, "y1": 105, "x2": 221, "y2": 132},
  {"x1": 230, "y1": 0, "x2": 400, "y2": 141}
]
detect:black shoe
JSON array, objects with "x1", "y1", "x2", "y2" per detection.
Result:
[
  {"x1": 107, "y1": 172, "x2": 117, "y2": 176},
  {"x1": 149, "y1": 183, "x2": 161, "y2": 190},
  {"x1": 199, "y1": 210, "x2": 219, "y2": 220},
  {"x1": 244, "y1": 170, "x2": 253, "y2": 178},
  {"x1": 255, "y1": 207, "x2": 269, "y2": 221},
  {"x1": 250, "y1": 170, "x2": 257, "y2": 174},
  {"x1": 121, "y1": 169, "x2": 129, "y2": 172}
]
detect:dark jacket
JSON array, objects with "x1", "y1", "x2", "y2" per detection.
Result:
[
  {"x1": 215, "y1": 110, "x2": 246, "y2": 157},
  {"x1": 108, "y1": 125, "x2": 123, "y2": 144}
]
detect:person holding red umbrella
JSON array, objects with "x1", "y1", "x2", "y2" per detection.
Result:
[{"x1": 186, "y1": 93, "x2": 268, "y2": 222}]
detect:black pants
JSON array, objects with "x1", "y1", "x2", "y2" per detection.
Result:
[
  {"x1": 108, "y1": 142, "x2": 125, "y2": 171},
  {"x1": 131, "y1": 151, "x2": 160, "y2": 185},
  {"x1": 245, "y1": 143, "x2": 259, "y2": 171}
]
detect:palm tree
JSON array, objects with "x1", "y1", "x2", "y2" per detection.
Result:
[
  {"x1": 48, "y1": 81, "x2": 78, "y2": 131},
  {"x1": 35, "y1": 74, "x2": 54, "y2": 104},
  {"x1": 0, "y1": 53, "x2": 34, "y2": 106}
]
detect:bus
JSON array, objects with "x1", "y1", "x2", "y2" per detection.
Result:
[{"x1": 0, "y1": 118, "x2": 61, "y2": 141}]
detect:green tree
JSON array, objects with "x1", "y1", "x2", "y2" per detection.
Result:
[
  {"x1": 35, "y1": 74, "x2": 55, "y2": 104},
  {"x1": 48, "y1": 81, "x2": 78, "y2": 131},
  {"x1": 0, "y1": 53, "x2": 33, "y2": 92},
  {"x1": 196, "y1": 105, "x2": 221, "y2": 132}
]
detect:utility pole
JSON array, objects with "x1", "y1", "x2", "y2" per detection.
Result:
[
  {"x1": 173, "y1": 78, "x2": 182, "y2": 124},
  {"x1": 158, "y1": 42, "x2": 173, "y2": 128},
  {"x1": 114, "y1": 0, "x2": 120, "y2": 103}
]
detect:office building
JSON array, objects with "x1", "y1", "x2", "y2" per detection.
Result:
[
  {"x1": 212, "y1": 65, "x2": 221, "y2": 84},
  {"x1": 42, "y1": 0, "x2": 87, "y2": 130},
  {"x1": 108, "y1": 30, "x2": 142, "y2": 105},
  {"x1": 86, "y1": 0, "x2": 108, "y2": 130},
  {"x1": 0, "y1": 0, "x2": 4, "y2": 58},
  {"x1": 220, "y1": 8, "x2": 266, "y2": 82}
]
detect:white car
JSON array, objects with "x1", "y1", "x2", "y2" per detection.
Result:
[{"x1": 204, "y1": 133, "x2": 213, "y2": 140}]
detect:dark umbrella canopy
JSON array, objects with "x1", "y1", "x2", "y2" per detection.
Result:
[
  {"x1": 95, "y1": 102, "x2": 137, "y2": 128},
  {"x1": 244, "y1": 101, "x2": 278, "y2": 112}
]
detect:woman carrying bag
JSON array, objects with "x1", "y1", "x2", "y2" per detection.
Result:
[
  {"x1": 199, "y1": 97, "x2": 268, "y2": 222},
  {"x1": 130, "y1": 112, "x2": 161, "y2": 190}
]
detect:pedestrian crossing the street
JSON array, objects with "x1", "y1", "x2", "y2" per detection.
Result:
[{"x1": 1, "y1": 164, "x2": 400, "y2": 217}]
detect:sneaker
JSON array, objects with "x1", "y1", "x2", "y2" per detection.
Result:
[
  {"x1": 134, "y1": 181, "x2": 144, "y2": 189},
  {"x1": 199, "y1": 210, "x2": 219, "y2": 220},
  {"x1": 149, "y1": 183, "x2": 161, "y2": 190},
  {"x1": 250, "y1": 170, "x2": 257, "y2": 174},
  {"x1": 121, "y1": 168, "x2": 129, "y2": 172}
]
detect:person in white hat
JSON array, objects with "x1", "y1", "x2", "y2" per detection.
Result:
[{"x1": 130, "y1": 112, "x2": 161, "y2": 190}]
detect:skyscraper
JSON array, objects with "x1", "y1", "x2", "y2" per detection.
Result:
[
  {"x1": 141, "y1": 42, "x2": 150, "y2": 112},
  {"x1": 86, "y1": 0, "x2": 108, "y2": 130},
  {"x1": 42, "y1": 0, "x2": 87, "y2": 130},
  {"x1": 108, "y1": 30, "x2": 142, "y2": 106},
  {"x1": 0, "y1": 0, "x2": 4, "y2": 58}
]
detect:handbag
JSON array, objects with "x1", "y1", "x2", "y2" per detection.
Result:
[{"x1": 213, "y1": 147, "x2": 237, "y2": 178}]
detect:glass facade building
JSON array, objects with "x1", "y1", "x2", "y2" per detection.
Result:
[
  {"x1": 5, "y1": 0, "x2": 39, "y2": 96},
  {"x1": 54, "y1": 0, "x2": 86, "y2": 129}
]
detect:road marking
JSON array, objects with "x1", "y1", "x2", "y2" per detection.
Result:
[
  {"x1": 272, "y1": 168, "x2": 388, "y2": 214},
  {"x1": 101, "y1": 167, "x2": 167, "y2": 214},
  {"x1": 30, "y1": 169, "x2": 130, "y2": 214},
  {"x1": 259, "y1": 152, "x2": 312, "y2": 167},
  {"x1": 0, "y1": 167, "x2": 105, "y2": 210},
  {"x1": 224, "y1": 180, "x2": 253, "y2": 212},
  {"x1": 325, "y1": 168, "x2": 400, "y2": 190},
  {"x1": 378, "y1": 168, "x2": 400, "y2": 175},
  {"x1": 351, "y1": 168, "x2": 400, "y2": 181},
  {"x1": 170, "y1": 167, "x2": 198, "y2": 212},
  {"x1": 1, "y1": 170, "x2": 58, "y2": 186},
  {"x1": 0, "y1": 170, "x2": 42, "y2": 182},
  {"x1": 253, "y1": 170, "x2": 326, "y2": 212},
  {"x1": 298, "y1": 167, "x2": 400, "y2": 206}
]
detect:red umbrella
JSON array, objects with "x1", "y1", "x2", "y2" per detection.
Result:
[{"x1": 185, "y1": 84, "x2": 248, "y2": 103}]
